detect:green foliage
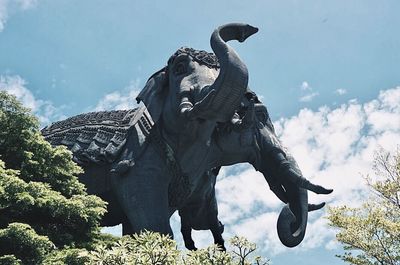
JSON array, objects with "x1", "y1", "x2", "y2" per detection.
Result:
[
  {"x1": 0, "y1": 255, "x2": 22, "y2": 265},
  {"x1": 328, "y1": 148, "x2": 400, "y2": 265},
  {"x1": 0, "y1": 91, "x2": 85, "y2": 197},
  {"x1": 184, "y1": 245, "x2": 233, "y2": 265},
  {"x1": 0, "y1": 161, "x2": 106, "y2": 246},
  {"x1": 85, "y1": 232, "x2": 269, "y2": 265},
  {"x1": 0, "y1": 223, "x2": 54, "y2": 264},
  {"x1": 0, "y1": 91, "x2": 107, "y2": 263},
  {"x1": 42, "y1": 248, "x2": 90, "y2": 265},
  {"x1": 85, "y1": 231, "x2": 179, "y2": 265}
]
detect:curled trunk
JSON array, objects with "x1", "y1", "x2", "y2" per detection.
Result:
[
  {"x1": 277, "y1": 187, "x2": 308, "y2": 247},
  {"x1": 206, "y1": 23, "x2": 258, "y2": 121}
]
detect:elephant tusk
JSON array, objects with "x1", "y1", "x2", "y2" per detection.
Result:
[
  {"x1": 183, "y1": 89, "x2": 217, "y2": 119},
  {"x1": 308, "y1": 202, "x2": 326, "y2": 212},
  {"x1": 280, "y1": 164, "x2": 333, "y2": 195},
  {"x1": 304, "y1": 182, "x2": 333, "y2": 195}
]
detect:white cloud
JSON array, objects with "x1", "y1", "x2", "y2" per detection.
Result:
[
  {"x1": 101, "y1": 224, "x2": 122, "y2": 236},
  {"x1": 0, "y1": 75, "x2": 66, "y2": 125},
  {"x1": 299, "y1": 81, "x2": 319, "y2": 102},
  {"x1": 301, "y1": 81, "x2": 311, "y2": 91},
  {"x1": 0, "y1": 0, "x2": 38, "y2": 32},
  {"x1": 94, "y1": 79, "x2": 140, "y2": 111},
  {"x1": 299, "y1": 92, "x2": 319, "y2": 102},
  {"x1": 169, "y1": 86, "x2": 400, "y2": 256},
  {"x1": 274, "y1": 87, "x2": 400, "y2": 250},
  {"x1": 0, "y1": 75, "x2": 37, "y2": 109},
  {"x1": 15, "y1": 0, "x2": 38, "y2": 10},
  {"x1": 335, "y1": 88, "x2": 347, "y2": 95},
  {"x1": 0, "y1": 74, "x2": 140, "y2": 125},
  {"x1": 0, "y1": 0, "x2": 8, "y2": 32}
]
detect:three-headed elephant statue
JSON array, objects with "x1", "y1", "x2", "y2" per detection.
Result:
[{"x1": 41, "y1": 23, "x2": 332, "y2": 249}]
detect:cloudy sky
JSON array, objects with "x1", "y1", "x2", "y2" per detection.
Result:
[{"x1": 1, "y1": 1, "x2": 399, "y2": 264}]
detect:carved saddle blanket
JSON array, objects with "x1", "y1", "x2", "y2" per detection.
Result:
[
  {"x1": 42, "y1": 106, "x2": 191, "y2": 207},
  {"x1": 41, "y1": 107, "x2": 152, "y2": 165}
]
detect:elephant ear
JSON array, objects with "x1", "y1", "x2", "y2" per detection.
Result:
[{"x1": 136, "y1": 68, "x2": 167, "y2": 123}]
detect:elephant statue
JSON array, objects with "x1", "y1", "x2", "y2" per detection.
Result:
[
  {"x1": 42, "y1": 23, "x2": 259, "y2": 236},
  {"x1": 41, "y1": 23, "x2": 332, "y2": 249},
  {"x1": 178, "y1": 89, "x2": 332, "y2": 250}
]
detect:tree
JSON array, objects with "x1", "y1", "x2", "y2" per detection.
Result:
[
  {"x1": 0, "y1": 91, "x2": 107, "y2": 264},
  {"x1": 328, "y1": 148, "x2": 400, "y2": 265}
]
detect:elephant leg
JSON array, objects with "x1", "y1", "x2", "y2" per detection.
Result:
[
  {"x1": 115, "y1": 180, "x2": 173, "y2": 236},
  {"x1": 208, "y1": 187, "x2": 225, "y2": 251},
  {"x1": 122, "y1": 216, "x2": 134, "y2": 235},
  {"x1": 180, "y1": 215, "x2": 197, "y2": 251},
  {"x1": 211, "y1": 221, "x2": 226, "y2": 251},
  {"x1": 98, "y1": 190, "x2": 126, "y2": 227},
  {"x1": 110, "y1": 145, "x2": 173, "y2": 237},
  {"x1": 209, "y1": 200, "x2": 225, "y2": 250}
]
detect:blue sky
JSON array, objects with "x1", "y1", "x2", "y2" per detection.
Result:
[{"x1": 1, "y1": 1, "x2": 400, "y2": 264}]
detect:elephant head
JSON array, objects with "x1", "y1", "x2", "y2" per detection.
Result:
[
  {"x1": 136, "y1": 23, "x2": 259, "y2": 134},
  {"x1": 134, "y1": 23, "x2": 258, "y2": 209},
  {"x1": 214, "y1": 91, "x2": 332, "y2": 248}
]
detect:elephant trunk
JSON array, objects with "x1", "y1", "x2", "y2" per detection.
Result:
[
  {"x1": 206, "y1": 23, "x2": 258, "y2": 122},
  {"x1": 260, "y1": 148, "x2": 310, "y2": 247},
  {"x1": 277, "y1": 186, "x2": 308, "y2": 248}
]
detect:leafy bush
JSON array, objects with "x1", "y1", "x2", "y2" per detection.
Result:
[
  {"x1": 0, "y1": 91, "x2": 107, "y2": 263},
  {"x1": 84, "y1": 231, "x2": 269, "y2": 265}
]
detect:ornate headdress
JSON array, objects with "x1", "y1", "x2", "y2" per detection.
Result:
[{"x1": 168, "y1": 47, "x2": 220, "y2": 69}]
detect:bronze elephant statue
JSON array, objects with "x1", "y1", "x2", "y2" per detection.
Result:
[{"x1": 41, "y1": 23, "x2": 332, "y2": 249}]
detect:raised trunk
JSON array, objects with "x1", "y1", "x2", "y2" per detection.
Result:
[
  {"x1": 276, "y1": 186, "x2": 308, "y2": 248},
  {"x1": 206, "y1": 23, "x2": 258, "y2": 122}
]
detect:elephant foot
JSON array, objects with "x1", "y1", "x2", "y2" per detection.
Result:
[
  {"x1": 215, "y1": 241, "x2": 226, "y2": 251},
  {"x1": 185, "y1": 243, "x2": 197, "y2": 251}
]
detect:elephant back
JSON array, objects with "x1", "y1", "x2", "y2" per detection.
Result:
[{"x1": 41, "y1": 107, "x2": 148, "y2": 165}]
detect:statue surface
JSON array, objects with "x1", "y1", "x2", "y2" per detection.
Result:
[{"x1": 42, "y1": 23, "x2": 332, "y2": 249}]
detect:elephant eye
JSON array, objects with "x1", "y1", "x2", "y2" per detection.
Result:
[{"x1": 174, "y1": 62, "x2": 187, "y2": 75}]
